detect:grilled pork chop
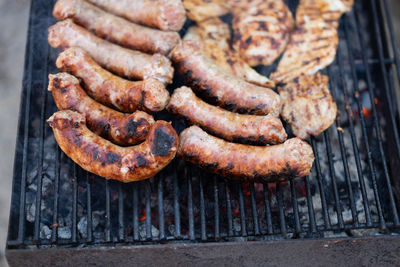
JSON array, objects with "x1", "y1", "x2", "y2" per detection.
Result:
[
  {"x1": 278, "y1": 72, "x2": 337, "y2": 139},
  {"x1": 184, "y1": 18, "x2": 274, "y2": 87},
  {"x1": 182, "y1": 0, "x2": 229, "y2": 22},
  {"x1": 271, "y1": 0, "x2": 354, "y2": 83},
  {"x1": 231, "y1": 0, "x2": 294, "y2": 66}
]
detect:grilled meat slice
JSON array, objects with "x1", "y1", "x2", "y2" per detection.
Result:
[
  {"x1": 278, "y1": 72, "x2": 337, "y2": 139},
  {"x1": 231, "y1": 0, "x2": 294, "y2": 66},
  {"x1": 183, "y1": 18, "x2": 274, "y2": 87},
  {"x1": 271, "y1": 0, "x2": 354, "y2": 83},
  {"x1": 182, "y1": 0, "x2": 229, "y2": 22}
]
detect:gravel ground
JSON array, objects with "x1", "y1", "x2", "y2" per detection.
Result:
[{"x1": 0, "y1": 1, "x2": 399, "y2": 267}]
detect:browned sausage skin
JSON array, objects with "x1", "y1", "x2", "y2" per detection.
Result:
[
  {"x1": 53, "y1": 0, "x2": 181, "y2": 55},
  {"x1": 167, "y1": 86, "x2": 287, "y2": 145},
  {"x1": 170, "y1": 41, "x2": 281, "y2": 116},
  {"x1": 48, "y1": 19, "x2": 174, "y2": 84},
  {"x1": 56, "y1": 48, "x2": 170, "y2": 113},
  {"x1": 178, "y1": 126, "x2": 314, "y2": 182},
  {"x1": 48, "y1": 110, "x2": 179, "y2": 182},
  {"x1": 86, "y1": 0, "x2": 186, "y2": 31},
  {"x1": 49, "y1": 73, "x2": 155, "y2": 146}
]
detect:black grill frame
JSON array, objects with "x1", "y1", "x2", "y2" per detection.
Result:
[{"x1": 6, "y1": 0, "x2": 400, "y2": 265}]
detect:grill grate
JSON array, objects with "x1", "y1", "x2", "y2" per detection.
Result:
[{"x1": 6, "y1": 0, "x2": 400, "y2": 252}]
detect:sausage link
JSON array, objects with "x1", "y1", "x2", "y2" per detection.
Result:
[
  {"x1": 53, "y1": 0, "x2": 181, "y2": 55},
  {"x1": 86, "y1": 0, "x2": 186, "y2": 31},
  {"x1": 56, "y1": 47, "x2": 170, "y2": 113},
  {"x1": 48, "y1": 19, "x2": 174, "y2": 84},
  {"x1": 49, "y1": 73, "x2": 155, "y2": 146},
  {"x1": 48, "y1": 110, "x2": 178, "y2": 182},
  {"x1": 167, "y1": 86, "x2": 287, "y2": 145},
  {"x1": 178, "y1": 126, "x2": 314, "y2": 182},
  {"x1": 170, "y1": 41, "x2": 281, "y2": 116}
]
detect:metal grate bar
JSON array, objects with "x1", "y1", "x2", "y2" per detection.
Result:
[
  {"x1": 213, "y1": 176, "x2": 220, "y2": 239},
  {"x1": 370, "y1": 0, "x2": 400, "y2": 159},
  {"x1": 225, "y1": 182, "x2": 234, "y2": 236},
  {"x1": 249, "y1": 182, "x2": 260, "y2": 235},
  {"x1": 145, "y1": 180, "x2": 152, "y2": 239},
  {"x1": 187, "y1": 169, "x2": 195, "y2": 240},
  {"x1": 304, "y1": 176, "x2": 317, "y2": 233},
  {"x1": 33, "y1": 0, "x2": 52, "y2": 242},
  {"x1": 238, "y1": 183, "x2": 247, "y2": 236},
  {"x1": 86, "y1": 173, "x2": 93, "y2": 243},
  {"x1": 51, "y1": 147, "x2": 60, "y2": 243},
  {"x1": 323, "y1": 132, "x2": 345, "y2": 228},
  {"x1": 158, "y1": 175, "x2": 165, "y2": 240},
  {"x1": 326, "y1": 65, "x2": 373, "y2": 227},
  {"x1": 335, "y1": 24, "x2": 386, "y2": 228},
  {"x1": 276, "y1": 183, "x2": 287, "y2": 234},
  {"x1": 199, "y1": 174, "x2": 207, "y2": 240},
  {"x1": 16, "y1": 0, "x2": 36, "y2": 243},
  {"x1": 105, "y1": 180, "x2": 111, "y2": 242},
  {"x1": 290, "y1": 180, "x2": 302, "y2": 233},
  {"x1": 118, "y1": 183, "x2": 124, "y2": 241},
  {"x1": 263, "y1": 184, "x2": 273, "y2": 235},
  {"x1": 72, "y1": 164, "x2": 78, "y2": 243},
  {"x1": 173, "y1": 167, "x2": 181, "y2": 238},
  {"x1": 369, "y1": 0, "x2": 400, "y2": 225},
  {"x1": 382, "y1": 0, "x2": 400, "y2": 97},
  {"x1": 132, "y1": 183, "x2": 139, "y2": 240},
  {"x1": 310, "y1": 138, "x2": 331, "y2": 229}
]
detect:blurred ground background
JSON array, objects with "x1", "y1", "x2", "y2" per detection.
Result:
[{"x1": 0, "y1": 0, "x2": 399, "y2": 266}]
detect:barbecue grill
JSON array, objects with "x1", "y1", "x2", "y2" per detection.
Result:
[{"x1": 5, "y1": 0, "x2": 400, "y2": 265}]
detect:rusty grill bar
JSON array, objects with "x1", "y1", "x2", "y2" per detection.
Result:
[{"x1": 6, "y1": 0, "x2": 400, "y2": 263}]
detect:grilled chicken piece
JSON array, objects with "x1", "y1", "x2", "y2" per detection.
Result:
[
  {"x1": 278, "y1": 72, "x2": 337, "y2": 139},
  {"x1": 183, "y1": 0, "x2": 229, "y2": 22},
  {"x1": 184, "y1": 18, "x2": 274, "y2": 87},
  {"x1": 231, "y1": 0, "x2": 294, "y2": 66},
  {"x1": 271, "y1": 0, "x2": 354, "y2": 83}
]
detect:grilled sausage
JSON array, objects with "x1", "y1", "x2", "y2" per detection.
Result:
[
  {"x1": 86, "y1": 0, "x2": 186, "y2": 31},
  {"x1": 167, "y1": 86, "x2": 287, "y2": 145},
  {"x1": 170, "y1": 41, "x2": 281, "y2": 116},
  {"x1": 178, "y1": 126, "x2": 314, "y2": 182},
  {"x1": 48, "y1": 19, "x2": 174, "y2": 84},
  {"x1": 56, "y1": 48, "x2": 170, "y2": 113},
  {"x1": 48, "y1": 110, "x2": 178, "y2": 182},
  {"x1": 53, "y1": 0, "x2": 180, "y2": 55},
  {"x1": 49, "y1": 73, "x2": 155, "y2": 146}
]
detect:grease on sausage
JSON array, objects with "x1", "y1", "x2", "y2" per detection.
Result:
[
  {"x1": 56, "y1": 47, "x2": 170, "y2": 113},
  {"x1": 178, "y1": 126, "x2": 314, "y2": 182},
  {"x1": 53, "y1": 0, "x2": 181, "y2": 55},
  {"x1": 169, "y1": 41, "x2": 281, "y2": 116},
  {"x1": 48, "y1": 19, "x2": 174, "y2": 84},
  {"x1": 167, "y1": 86, "x2": 287, "y2": 145},
  {"x1": 86, "y1": 0, "x2": 186, "y2": 31},
  {"x1": 48, "y1": 110, "x2": 178, "y2": 182},
  {"x1": 49, "y1": 72, "x2": 155, "y2": 146}
]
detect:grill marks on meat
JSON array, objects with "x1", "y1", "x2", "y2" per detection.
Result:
[
  {"x1": 231, "y1": 0, "x2": 294, "y2": 67},
  {"x1": 170, "y1": 41, "x2": 281, "y2": 116},
  {"x1": 278, "y1": 72, "x2": 337, "y2": 139},
  {"x1": 167, "y1": 86, "x2": 287, "y2": 145},
  {"x1": 56, "y1": 48, "x2": 170, "y2": 113},
  {"x1": 49, "y1": 72, "x2": 155, "y2": 146},
  {"x1": 271, "y1": 0, "x2": 354, "y2": 83},
  {"x1": 53, "y1": 0, "x2": 180, "y2": 55},
  {"x1": 48, "y1": 19, "x2": 174, "y2": 84},
  {"x1": 183, "y1": 18, "x2": 274, "y2": 87},
  {"x1": 183, "y1": 0, "x2": 229, "y2": 22},
  {"x1": 48, "y1": 110, "x2": 178, "y2": 182},
  {"x1": 178, "y1": 126, "x2": 314, "y2": 182},
  {"x1": 86, "y1": 0, "x2": 186, "y2": 31}
]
